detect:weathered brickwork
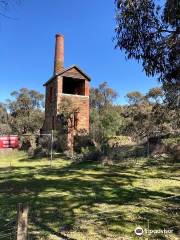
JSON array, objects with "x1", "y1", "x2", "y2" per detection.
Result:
[
  {"x1": 42, "y1": 34, "x2": 90, "y2": 135},
  {"x1": 54, "y1": 34, "x2": 64, "y2": 75},
  {"x1": 43, "y1": 80, "x2": 57, "y2": 131},
  {"x1": 57, "y1": 94, "x2": 89, "y2": 132}
]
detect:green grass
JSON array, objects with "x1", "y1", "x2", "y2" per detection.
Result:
[{"x1": 0, "y1": 150, "x2": 179, "y2": 240}]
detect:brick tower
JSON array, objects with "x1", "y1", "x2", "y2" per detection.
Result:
[{"x1": 43, "y1": 34, "x2": 90, "y2": 136}]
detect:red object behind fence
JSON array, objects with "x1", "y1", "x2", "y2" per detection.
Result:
[{"x1": 0, "y1": 135, "x2": 19, "y2": 149}]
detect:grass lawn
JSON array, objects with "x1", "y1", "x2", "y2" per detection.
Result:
[{"x1": 0, "y1": 150, "x2": 179, "y2": 240}]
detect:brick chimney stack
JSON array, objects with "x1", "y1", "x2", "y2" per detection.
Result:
[{"x1": 54, "y1": 34, "x2": 64, "y2": 75}]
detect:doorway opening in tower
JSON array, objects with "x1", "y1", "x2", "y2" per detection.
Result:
[{"x1": 62, "y1": 77, "x2": 85, "y2": 95}]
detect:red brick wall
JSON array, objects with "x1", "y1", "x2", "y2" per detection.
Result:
[
  {"x1": 43, "y1": 78, "x2": 58, "y2": 131},
  {"x1": 54, "y1": 34, "x2": 64, "y2": 75},
  {"x1": 85, "y1": 80, "x2": 89, "y2": 96},
  {"x1": 43, "y1": 67, "x2": 90, "y2": 134},
  {"x1": 57, "y1": 94, "x2": 89, "y2": 133}
]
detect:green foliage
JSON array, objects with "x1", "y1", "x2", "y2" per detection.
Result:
[
  {"x1": 57, "y1": 97, "x2": 80, "y2": 152},
  {"x1": 162, "y1": 136, "x2": 180, "y2": 161},
  {"x1": 58, "y1": 97, "x2": 79, "y2": 121},
  {"x1": 162, "y1": 136, "x2": 180, "y2": 146},
  {"x1": 20, "y1": 134, "x2": 38, "y2": 155},
  {"x1": 115, "y1": 0, "x2": 179, "y2": 85},
  {"x1": 122, "y1": 88, "x2": 179, "y2": 141},
  {"x1": 54, "y1": 131, "x2": 68, "y2": 152},
  {"x1": 146, "y1": 87, "x2": 164, "y2": 103},
  {"x1": 7, "y1": 88, "x2": 44, "y2": 134},
  {"x1": 107, "y1": 135, "x2": 133, "y2": 147},
  {"x1": 90, "y1": 106, "x2": 124, "y2": 145},
  {"x1": 90, "y1": 82, "x2": 124, "y2": 145},
  {"x1": 58, "y1": 96, "x2": 79, "y2": 134},
  {"x1": 34, "y1": 135, "x2": 51, "y2": 157},
  {"x1": 163, "y1": 82, "x2": 180, "y2": 110},
  {"x1": 115, "y1": 0, "x2": 180, "y2": 108},
  {"x1": 126, "y1": 91, "x2": 144, "y2": 105},
  {"x1": 0, "y1": 103, "x2": 11, "y2": 134},
  {"x1": 74, "y1": 134, "x2": 96, "y2": 153},
  {"x1": 101, "y1": 135, "x2": 146, "y2": 160},
  {"x1": 100, "y1": 109, "x2": 123, "y2": 136},
  {"x1": 90, "y1": 82, "x2": 118, "y2": 110}
]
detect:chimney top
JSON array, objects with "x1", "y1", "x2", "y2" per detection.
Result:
[
  {"x1": 54, "y1": 33, "x2": 64, "y2": 75},
  {"x1": 56, "y1": 33, "x2": 64, "y2": 38}
]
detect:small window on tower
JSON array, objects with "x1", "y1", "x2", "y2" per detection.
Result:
[{"x1": 49, "y1": 87, "x2": 53, "y2": 102}]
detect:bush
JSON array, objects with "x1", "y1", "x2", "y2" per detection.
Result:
[
  {"x1": 106, "y1": 135, "x2": 134, "y2": 147},
  {"x1": 108, "y1": 145, "x2": 146, "y2": 160},
  {"x1": 33, "y1": 135, "x2": 51, "y2": 157},
  {"x1": 74, "y1": 134, "x2": 97, "y2": 153},
  {"x1": 20, "y1": 135, "x2": 37, "y2": 156},
  {"x1": 83, "y1": 150, "x2": 102, "y2": 161},
  {"x1": 101, "y1": 135, "x2": 144, "y2": 160},
  {"x1": 53, "y1": 131, "x2": 68, "y2": 152},
  {"x1": 162, "y1": 136, "x2": 180, "y2": 161},
  {"x1": 162, "y1": 136, "x2": 180, "y2": 146},
  {"x1": 72, "y1": 150, "x2": 103, "y2": 163}
]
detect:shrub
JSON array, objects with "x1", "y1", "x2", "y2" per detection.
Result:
[
  {"x1": 162, "y1": 136, "x2": 180, "y2": 146},
  {"x1": 162, "y1": 136, "x2": 180, "y2": 161},
  {"x1": 72, "y1": 150, "x2": 103, "y2": 163},
  {"x1": 106, "y1": 135, "x2": 134, "y2": 148},
  {"x1": 34, "y1": 135, "x2": 51, "y2": 157},
  {"x1": 74, "y1": 134, "x2": 97, "y2": 153},
  {"x1": 101, "y1": 135, "x2": 143, "y2": 160},
  {"x1": 53, "y1": 131, "x2": 68, "y2": 152},
  {"x1": 20, "y1": 135, "x2": 37, "y2": 156}
]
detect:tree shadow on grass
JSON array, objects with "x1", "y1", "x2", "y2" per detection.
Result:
[
  {"x1": 0, "y1": 159, "x2": 179, "y2": 239},
  {"x1": 19, "y1": 153, "x2": 70, "y2": 162}
]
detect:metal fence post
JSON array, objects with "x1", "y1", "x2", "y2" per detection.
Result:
[{"x1": 50, "y1": 130, "x2": 54, "y2": 167}]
